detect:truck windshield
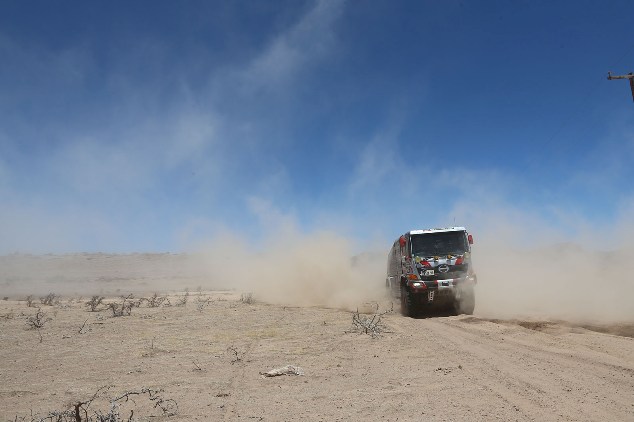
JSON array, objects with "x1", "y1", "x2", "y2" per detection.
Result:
[{"x1": 410, "y1": 231, "x2": 468, "y2": 257}]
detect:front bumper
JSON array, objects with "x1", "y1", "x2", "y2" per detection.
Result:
[{"x1": 407, "y1": 275, "x2": 476, "y2": 306}]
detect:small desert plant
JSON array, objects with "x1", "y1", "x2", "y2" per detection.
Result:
[
  {"x1": 240, "y1": 292, "x2": 254, "y2": 304},
  {"x1": 145, "y1": 293, "x2": 167, "y2": 308},
  {"x1": 27, "y1": 308, "x2": 52, "y2": 329},
  {"x1": 175, "y1": 291, "x2": 189, "y2": 307},
  {"x1": 226, "y1": 345, "x2": 243, "y2": 364},
  {"x1": 107, "y1": 294, "x2": 136, "y2": 317},
  {"x1": 347, "y1": 303, "x2": 393, "y2": 338},
  {"x1": 25, "y1": 295, "x2": 34, "y2": 307},
  {"x1": 85, "y1": 296, "x2": 104, "y2": 312},
  {"x1": 26, "y1": 308, "x2": 52, "y2": 343},
  {"x1": 39, "y1": 293, "x2": 58, "y2": 306},
  {"x1": 196, "y1": 296, "x2": 210, "y2": 312}
]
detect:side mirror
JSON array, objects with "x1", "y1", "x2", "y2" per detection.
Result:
[{"x1": 468, "y1": 234, "x2": 474, "y2": 245}]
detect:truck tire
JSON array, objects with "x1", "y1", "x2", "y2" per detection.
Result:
[
  {"x1": 453, "y1": 285, "x2": 475, "y2": 315},
  {"x1": 400, "y1": 286, "x2": 417, "y2": 317}
]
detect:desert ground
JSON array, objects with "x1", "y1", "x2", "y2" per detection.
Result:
[{"x1": 1, "y1": 254, "x2": 633, "y2": 421}]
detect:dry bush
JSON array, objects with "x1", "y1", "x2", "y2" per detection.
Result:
[
  {"x1": 347, "y1": 303, "x2": 393, "y2": 338},
  {"x1": 26, "y1": 308, "x2": 52, "y2": 343},
  {"x1": 39, "y1": 293, "x2": 58, "y2": 306},
  {"x1": 25, "y1": 295, "x2": 34, "y2": 307},
  {"x1": 145, "y1": 293, "x2": 167, "y2": 308},
  {"x1": 85, "y1": 296, "x2": 104, "y2": 312},
  {"x1": 196, "y1": 296, "x2": 211, "y2": 312},
  {"x1": 175, "y1": 292, "x2": 189, "y2": 307},
  {"x1": 15, "y1": 386, "x2": 177, "y2": 421},
  {"x1": 107, "y1": 294, "x2": 137, "y2": 317},
  {"x1": 26, "y1": 308, "x2": 52, "y2": 330},
  {"x1": 226, "y1": 345, "x2": 243, "y2": 364},
  {"x1": 240, "y1": 292, "x2": 254, "y2": 304}
]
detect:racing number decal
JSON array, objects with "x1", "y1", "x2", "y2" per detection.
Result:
[{"x1": 428, "y1": 290, "x2": 435, "y2": 302}]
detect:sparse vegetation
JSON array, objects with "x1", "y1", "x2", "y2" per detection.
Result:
[
  {"x1": 85, "y1": 296, "x2": 104, "y2": 312},
  {"x1": 25, "y1": 295, "x2": 34, "y2": 307},
  {"x1": 26, "y1": 308, "x2": 52, "y2": 330},
  {"x1": 146, "y1": 292, "x2": 167, "y2": 308},
  {"x1": 348, "y1": 303, "x2": 393, "y2": 338},
  {"x1": 107, "y1": 294, "x2": 137, "y2": 317},
  {"x1": 175, "y1": 291, "x2": 189, "y2": 307},
  {"x1": 39, "y1": 293, "x2": 58, "y2": 306},
  {"x1": 14, "y1": 386, "x2": 177, "y2": 421},
  {"x1": 196, "y1": 295, "x2": 211, "y2": 312},
  {"x1": 26, "y1": 308, "x2": 52, "y2": 343},
  {"x1": 227, "y1": 345, "x2": 243, "y2": 364},
  {"x1": 240, "y1": 292, "x2": 254, "y2": 304}
]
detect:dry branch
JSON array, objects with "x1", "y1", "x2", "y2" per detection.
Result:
[
  {"x1": 19, "y1": 386, "x2": 177, "y2": 421},
  {"x1": 347, "y1": 304, "x2": 393, "y2": 338}
]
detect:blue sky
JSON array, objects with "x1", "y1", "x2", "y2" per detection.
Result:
[{"x1": 1, "y1": 0, "x2": 633, "y2": 253}]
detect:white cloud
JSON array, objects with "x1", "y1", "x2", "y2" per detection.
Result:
[
  {"x1": 347, "y1": 130, "x2": 399, "y2": 194},
  {"x1": 220, "y1": 0, "x2": 345, "y2": 97}
]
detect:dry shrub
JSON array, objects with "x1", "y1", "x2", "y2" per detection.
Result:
[
  {"x1": 240, "y1": 292, "x2": 254, "y2": 304},
  {"x1": 175, "y1": 292, "x2": 189, "y2": 307},
  {"x1": 196, "y1": 296, "x2": 211, "y2": 312},
  {"x1": 26, "y1": 308, "x2": 52, "y2": 343},
  {"x1": 348, "y1": 303, "x2": 393, "y2": 338},
  {"x1": 145, "y1": 293, "x2": 167, "y2": 308},
  {"x1": 26, "y1": 308, "x2": 52, "y2": 330},
  {"x1": 15, "y1": 386, "x2": 177, "y2": 421},
  {"x1": 85, "y1": 296, "x2": 104, "y2": 312},
  {"x1": 107, "y1": 294, "x2": 137, "y2": 317},
  {"x1": 39, "y1": 293, "x2": 58, "y2": 306}
]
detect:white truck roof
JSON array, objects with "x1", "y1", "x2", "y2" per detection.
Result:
[{"x1": 409, "y1": 227, "x2": 466, "y2": 235}]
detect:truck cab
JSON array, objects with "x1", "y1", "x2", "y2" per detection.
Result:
[{"x1": 386, "y1": 227, "x2": 477, "y2": 317}]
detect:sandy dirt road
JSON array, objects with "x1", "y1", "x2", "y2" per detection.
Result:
[{"x1": 1, "y1": 292, "x2": 633, "y2": 421}]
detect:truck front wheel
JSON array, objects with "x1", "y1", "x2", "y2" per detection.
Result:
[{"x1": 400, "y1": 286, "x2": 417, "y2": 317}]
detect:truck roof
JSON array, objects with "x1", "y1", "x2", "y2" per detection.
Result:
[{"x1": 409, "y1": 227, "x2": 466, "y2": 235}]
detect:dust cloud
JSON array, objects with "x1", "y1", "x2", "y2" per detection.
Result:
[
  {"x1": 3, "y1": 203, "x2": 633, "y2": 324},
  {"x1": 196, "y1": 230, "x2": 388, "y2": 310},
  {"x1": 466, "y1": 209, "x2": 634, "y2": 323}
]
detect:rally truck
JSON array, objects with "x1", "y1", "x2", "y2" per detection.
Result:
[{"x1": 386, "y1": 227, "x2": 477, "y2": 317}]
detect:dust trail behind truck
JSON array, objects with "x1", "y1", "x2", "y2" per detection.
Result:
[{"x1": 386, "y1": 227, "x2": 477, "y2": 317}]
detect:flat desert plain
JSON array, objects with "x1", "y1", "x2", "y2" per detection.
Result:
[{"x1": 1, "y1": 254, "x2": 633, "y2": 421}]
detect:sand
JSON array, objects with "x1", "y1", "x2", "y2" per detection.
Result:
[{"x1": 1, "y1": 254, "x2": 633, "y2": 421}]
